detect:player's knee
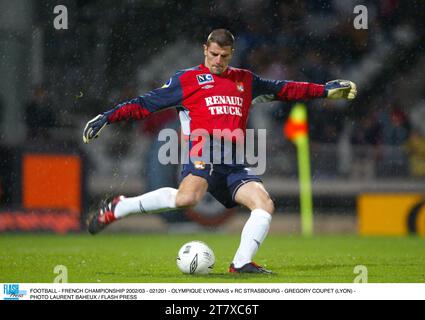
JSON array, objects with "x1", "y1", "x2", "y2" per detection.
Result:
[
  {"x1": 254, "y1": 197, "x2": 275, "y2": 215},
  {"x1": 175, "y1": 192, "x2": 200, "y2": 208},
  {"x1": 263, "y1": 198, "x2": 275, "y2": 215}
]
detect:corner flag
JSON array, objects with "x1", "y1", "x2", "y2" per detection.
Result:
[{"x1": 284, "y1": 103, "x2": 313, "y2": 236}]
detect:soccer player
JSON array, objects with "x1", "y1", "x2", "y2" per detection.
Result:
[{"x1": 83, "y1": 29, "x2": 357, "y2": 274}]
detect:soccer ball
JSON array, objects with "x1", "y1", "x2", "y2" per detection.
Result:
[{"x1": 176, "y1": 241, "x2": 215, "y2": 274}]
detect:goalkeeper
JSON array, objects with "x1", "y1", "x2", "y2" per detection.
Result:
[{"x1": 83, "y1": 29, "x2": 356, "y2": 274}]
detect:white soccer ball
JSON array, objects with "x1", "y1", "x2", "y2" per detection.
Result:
[{"x1": 176, "y1": 241, "x2": 215, "y2": 274}]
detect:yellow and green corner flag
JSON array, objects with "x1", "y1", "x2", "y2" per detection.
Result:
[{"x1": 283, "y1": 103, "x2": 313, "y2": 236}]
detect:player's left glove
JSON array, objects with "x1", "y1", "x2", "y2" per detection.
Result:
[
  {"x1": 325, "y1": 80, "x2": 357, "y2": 100},
  {"x1": 82, "y1": 114, "x2": 109, "y2": 144}
]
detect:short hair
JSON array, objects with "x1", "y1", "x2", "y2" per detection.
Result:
[{"x1": 206, "y1": 29, "x2": 235, "y2": 48}]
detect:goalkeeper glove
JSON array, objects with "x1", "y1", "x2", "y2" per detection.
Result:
[
  {"x1": 82, "y1": 114, "x2": 109, "y2": 144},
  {"x1": 325, "y1": 80, "x2": 357, "y2": 100}
]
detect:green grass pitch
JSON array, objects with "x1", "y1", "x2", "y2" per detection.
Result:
[{"x1": 1, "y1": 234, "x2": 424, "y2": 283}]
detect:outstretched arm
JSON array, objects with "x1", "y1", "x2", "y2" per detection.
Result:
[
  {"x1": 252, "y1": 74, "x2": 357, "y2": 102},
  {"x1": 83, "y1": 72, "x2": 184, "y2": 144}
]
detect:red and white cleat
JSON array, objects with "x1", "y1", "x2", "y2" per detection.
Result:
[
  {"x1": 87, "y1": 195, "x2": 124, "y2": 235},
  {"x1": 229, "y1": 262, "x2": 272, "y2": 274}
]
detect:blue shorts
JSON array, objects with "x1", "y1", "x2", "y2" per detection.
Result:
[{"x1": 181, "y1": 162, "x2": 262, "y2": 208}]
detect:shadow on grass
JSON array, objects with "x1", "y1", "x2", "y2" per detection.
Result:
[
  {"x1": 185, "y1": 273, "x2": 279, "y2": 279},
  {"x1": 283, "y1": 264, "x2": 355, "y2": 272}
]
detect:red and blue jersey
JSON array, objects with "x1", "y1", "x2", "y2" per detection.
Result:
[
  {"x1": 105, "y1": 63, "x2": 325, "y2": 136},
  {"x1": 103, "y1": 64, "x2": 325, "y2": 201}
]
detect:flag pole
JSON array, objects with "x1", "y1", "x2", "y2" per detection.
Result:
[{"x1": 284, "y1": 103, "x2": 314, "y2": 236}]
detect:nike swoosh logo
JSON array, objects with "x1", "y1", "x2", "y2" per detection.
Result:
[
  {"x1": 254, "y1": 240, "x2": 260, "y2": 248},
  {"x1": 139, "y1": 200, "x2": 146, "y2": 213}
]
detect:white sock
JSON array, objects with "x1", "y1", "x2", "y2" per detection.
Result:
[
  {"x1": 114, "y1": 187, "x2": 178, "y2": 219},
  {"x1": 232, "y1": 209, "x2": 272, "y2": 268}
]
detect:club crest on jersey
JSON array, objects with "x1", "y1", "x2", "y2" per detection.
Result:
[
  {"x1": 236, "y1": 82, "x2": 244, "y2": 92},
  {"x1": 194, "y1": 161, "x2": 206, "y2": 170},
  {"x1": 197, "y1": 74, "x2": 214, "y2": 85}
]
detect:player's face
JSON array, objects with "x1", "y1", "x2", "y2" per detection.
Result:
[{"x1": 203, "y1": 42, "x2": 233, "y2": 75}]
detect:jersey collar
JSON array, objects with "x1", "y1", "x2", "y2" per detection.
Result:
[{"x1": 199, "y1": 64, "x2": 231, "y2": 77}]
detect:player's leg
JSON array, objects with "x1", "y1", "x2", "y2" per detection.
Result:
[
  {"x1": 88, "y1": 174, "x2": 208, "y2": 234},
  {"x1": 114, "y1": 174, "x2": 207, "y2": 217},
  {"x1": 230, "y1": 181, "x2": 274, "y2": 273}
]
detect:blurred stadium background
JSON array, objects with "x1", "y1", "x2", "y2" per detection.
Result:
[{"x1": 1, "y1": 0, "x2": 425, "y2": 237}]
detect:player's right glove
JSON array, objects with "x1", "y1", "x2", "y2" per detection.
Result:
[
  {"x1": 325, "y1": 79, "x2": 357, "y2": 100},
  {"x1": 82, "y1": 114, "x2": 109, "y2": 144}
]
